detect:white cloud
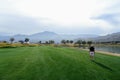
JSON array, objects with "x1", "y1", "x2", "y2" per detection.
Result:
[
  {"x1": 0, "y1": 0, "x2": 120, "y2": 35},
  {"x1": 9, "y1": 0, "x2": 112, "y2": 25}
]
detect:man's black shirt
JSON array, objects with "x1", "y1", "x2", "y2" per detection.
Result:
[{"x1": 89, "y1": 46, "x2": 95, "y2": 51}]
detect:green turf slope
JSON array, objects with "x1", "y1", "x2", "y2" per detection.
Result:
[{"x1": 0, "y1": 46, "x2": 120, "y2": 80}]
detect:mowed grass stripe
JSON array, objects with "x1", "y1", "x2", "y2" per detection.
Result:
[{"x1": 0, "y1": 46, "x2": 120, "y2": 80}]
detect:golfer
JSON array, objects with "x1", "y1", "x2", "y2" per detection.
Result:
[{"x1": 89, "y1": 46, "x2": 95, "y2": 60}]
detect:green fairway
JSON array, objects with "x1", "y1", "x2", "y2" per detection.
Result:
[{"x1": 0, "y1": 46, "x2": 120, "y2": 80}]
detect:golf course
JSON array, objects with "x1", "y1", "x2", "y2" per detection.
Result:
[{"x1": 0, "y1": 46, "x2": 120, "y2": 80}]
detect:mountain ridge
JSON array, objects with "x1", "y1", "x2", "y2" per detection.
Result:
[
  {"x1": 93, "y1": 32, "x2": 120, "y2": 42},
  {"x1": 1, "y1": 31, "x2": 119, "y2": 43}
]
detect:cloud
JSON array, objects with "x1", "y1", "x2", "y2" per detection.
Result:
[
  {"x1": 0, "y1": 13, "x2": 46, "y2": 34},
  {"x1": 0, "y1": 13, "x2": 104, "y2": 35},
  {"x1": 9, "y1": 0, "x2": 110, "y2": 25},
  {"x1": 0, "y1": 0, "x2": 120, "y2": 35},
  {"x1": 92, "y1": 1, "x2": 120, "y2": 26},
  {"x1": 93, "y1": 14, "x2": 120, "y2": 25}
]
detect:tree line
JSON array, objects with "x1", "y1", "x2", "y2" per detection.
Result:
[
  {"x1": 1, "y1": 37, "x2": 93, "y2": 48},
  {"x1": 0, "y1": 38, "x2": 30, "y2": 44}
]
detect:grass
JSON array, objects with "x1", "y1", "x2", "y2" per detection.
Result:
[{"x1": 0, "y1": 46, "x2": 120, "y2": 80}]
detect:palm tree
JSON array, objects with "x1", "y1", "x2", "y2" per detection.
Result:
[
  {"x1": 45, "y1": 41, "x2": 49, "y2": 44},
  {"x1": 49, "y1": 40, "x2": 55, "y2": 44},
  {"x1": 61, "y1": 40, "x2": 66, "y2": 44},
  {"x1": 25, "y1": 38, "x2": 29, "y2": 43},
  {"x1": 70, "y1": 40, "x2": 74, "y2": 44},
  {"x1": 82, "y1": 40, "x2": 86, "y2": 49},
  {"x1": 87, "y1": 41, "x2": 92, "y2": 48},
  {"x1": 10, "y1": 38, "x2": 15, "y2": 44},
  {"x1": 76, "y1": 40, "x2": 82, "y2": 48},
  {"x1": 52, "y1": 40, "x2": 55, "y2": 44},
  {"x1": 39, "y1": 41, "x2": 42, "y2": 44},
  {"x1": 66, "y1": 40, "x2": 70, "y2": 44}
]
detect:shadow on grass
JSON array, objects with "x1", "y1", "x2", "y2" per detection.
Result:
[{"x1": 92, "y1": 60, "x2": 113, "y2": 71}]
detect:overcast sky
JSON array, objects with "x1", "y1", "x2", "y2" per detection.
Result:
[{"x1": 0, "y1": 0, "x2": 120, "y2": 35}]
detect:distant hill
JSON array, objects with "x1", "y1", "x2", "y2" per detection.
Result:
[
  {"x1": 0, "y1": 31, "x2": 98, "y2": 43},
  {"x1": 28, "y1": 31, "x2": 60, "y2": 42},
  {"x1": 93, "y1": 32, "x2": 120, "y2": 42},
  {"x1": 30, "y1": 31, "x2": 58, "y2": 37}
]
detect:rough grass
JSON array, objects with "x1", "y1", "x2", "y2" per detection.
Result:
[
  {"x1": 0, "y1": 46, "x2": 120, "y2": 80},
  {"x1": 0, "y1": 43, "x2": 39, "y2": 48}
]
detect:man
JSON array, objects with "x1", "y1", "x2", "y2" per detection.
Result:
[{"x1": 89, "y1": 46, "x2": 95, "y2": 60}]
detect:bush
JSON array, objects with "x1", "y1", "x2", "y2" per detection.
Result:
[{"x1": 73, "y1": 44, "x2": 79, "y2": 47}]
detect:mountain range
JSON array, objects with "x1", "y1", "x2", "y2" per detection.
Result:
[
  {"x1": 0, "y1": 31, "x2": 120, "y2": 43},
  {"x1": 0, "y1": 31, "x2": 98, "y2": 43},
  {"x1": 93, "y1": 32, "x2": 120, "y2": 42}
]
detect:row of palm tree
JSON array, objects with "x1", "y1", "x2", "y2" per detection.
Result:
[
  {"x1": 61, "y1": 39, "x2": 92, "y2": 48},
  {"x1": 76, "y1": 40, "x2": 92, "y2": 48},
  {"x1": 8, "y1": 38, "x2": 92, "y2": 48},
  {"x1": 9, "y1": 38, "x2": 30, "y2": 44},
  {"x1": 61, "y1": 40, "x2": 74, "y2": 44},
  {"x1": 38, "y1": 40, "x2": 55, "y2": 44}
]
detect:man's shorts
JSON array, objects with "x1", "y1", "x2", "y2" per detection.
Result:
[{"x1": 90, "y1": 51, "x2": 94, "y2": 56}]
